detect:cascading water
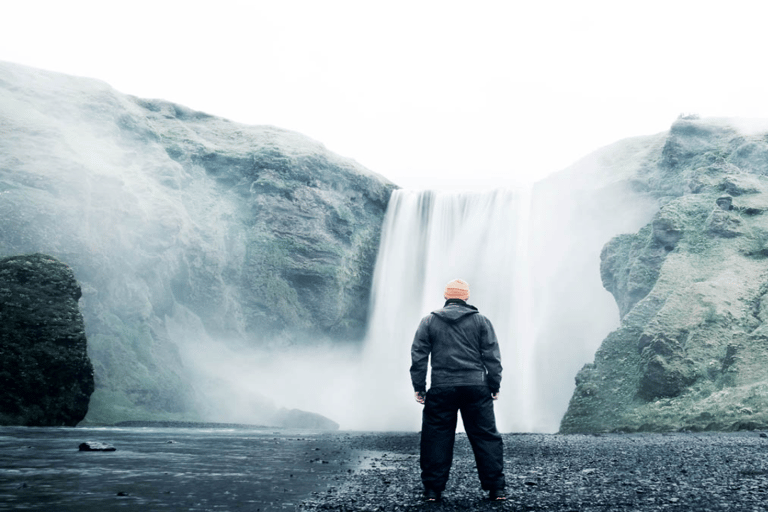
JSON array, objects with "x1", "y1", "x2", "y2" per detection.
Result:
[{"x1": 349, "y1": 189, "x2": 536, "y2": 432}]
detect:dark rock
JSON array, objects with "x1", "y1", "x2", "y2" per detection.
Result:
[
  {"x1": 0, "y1": 253, "x2": 94, "y2": 426},
  {"x1": 638, "y1": 351, "x2": 697, "y2": 401},
  {"x1": 79, "y1": 441, "x2": 116, "y2": 451},
  {"x1": 716, "y1": 196, "x2": 733, "y2": 210}
]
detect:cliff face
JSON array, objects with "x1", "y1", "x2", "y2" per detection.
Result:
[
  {"x1": 0, "y1": 253, "x2": 94, "y2": 426},
  {"x1": 0, "y1": 62, "x2": 395, "y2": 424},
  {"x1": 560, "y1": 117, "x2": 768, "y2": 433},
  {"x1": 529, "y1": 130, "x2": 663, "y2": 429}
]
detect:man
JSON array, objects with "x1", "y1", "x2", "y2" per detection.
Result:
[{"x1": 410, "y1": 278, "x2": 506, "y2": 502}]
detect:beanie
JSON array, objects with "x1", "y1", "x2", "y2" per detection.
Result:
[{"x1": 444, "y1": 279, "x2": 470, "y2": 301}]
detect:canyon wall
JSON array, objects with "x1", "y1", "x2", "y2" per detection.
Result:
[
  {"x1": 0, "y1": 62, "x2": 395, "y2": 424},
  {"x1": 560, "y1": 117, "x2": 768, "y2": 432}
]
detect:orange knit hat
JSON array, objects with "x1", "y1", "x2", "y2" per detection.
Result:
[{"x1": 444, "y1": 279, "x2": 470, "y2": 301}]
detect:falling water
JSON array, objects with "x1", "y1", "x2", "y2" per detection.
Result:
[{"x1": 349, "y1": 189, "x2": 535, "y2": 432}]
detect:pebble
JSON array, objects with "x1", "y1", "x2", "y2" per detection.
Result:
[{"x1": 298, "y1": 432, "x2": 768, "y2": 511}]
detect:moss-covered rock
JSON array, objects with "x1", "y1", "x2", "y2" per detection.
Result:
[
  {"x1": 0, "y1": 253, "x2": 94, "y2": 426},
  {"x1": 0, "y1": 62, "x2": 395, "y2": 424},
  {"x1": 561, "y1": 117, "x2": 768, "y2": 433}
]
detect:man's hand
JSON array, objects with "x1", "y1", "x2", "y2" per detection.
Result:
[
  {"x1": 414, "y1": 391, "x2": 426, "y2": 404},
  {"x1": 491, "y1": 392, "x2": 500, "y2": 400}
]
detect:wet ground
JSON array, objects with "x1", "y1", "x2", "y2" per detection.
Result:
[
  {"x1": 3, "y1": 428, "x2": 768, "y2": 511},
  {"x1": 0, "y1": 425, "x2": 353, "y2": 511}
]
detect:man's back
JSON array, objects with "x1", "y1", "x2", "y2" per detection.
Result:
[{"x1": 410, "y1": 299, "x2": 502, "y2": 393}]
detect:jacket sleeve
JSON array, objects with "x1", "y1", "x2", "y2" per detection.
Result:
[
  {"x1": 409, "y1": 315, "x2": 432, "y2": 392},
  {"x1": 479, "y1": 315, "x2": 502, "y2": 393}
]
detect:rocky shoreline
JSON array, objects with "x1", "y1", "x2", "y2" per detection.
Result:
[
  {"x1": 299, "y1": 431, "x2": 768, "y2": 511},
  {"x1": 4, "y1": 428, "x2": 768, "y2": 511}
]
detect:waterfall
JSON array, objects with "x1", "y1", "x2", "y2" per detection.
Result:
[{"x1": 349, "y1": 189, "x2": 536, "y2": 432}]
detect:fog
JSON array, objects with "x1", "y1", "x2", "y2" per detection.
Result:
[
  {"x1": 171, "y1": 170, "x2": 658, "y2": 433},
  {"x1": 166, "y1": 189, "x2": 535, "y2": 431},
  {"x1": 354, "y1": 190, "x2": 533, "y2": 432},
  {"x1": 2, "y1": 60, "x2": 667, "y2": 432}
]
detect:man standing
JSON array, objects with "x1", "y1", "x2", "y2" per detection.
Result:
[{"x1": 410, "y1": 278, "x2": 506, "y2": 502}]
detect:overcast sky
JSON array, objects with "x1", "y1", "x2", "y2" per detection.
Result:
[{"x1": 3, "y1": 1, "x2": 768, "y2": 190}]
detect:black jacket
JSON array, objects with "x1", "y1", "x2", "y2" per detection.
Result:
[{"x1": 410, "y1": 299, "x2": 502, "y2": 393}]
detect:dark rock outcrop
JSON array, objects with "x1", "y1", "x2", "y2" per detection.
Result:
[
  {"x1": 78, "y1": 441, "x2": 116, "y2": 451},
  {"x1": 0, "y1": 253, "x2": 94, "y2": 426},
  {"x1": 561, "y1": 117, "x2": 768, "y2": 433},
  {"x1": 0, "y1": 61, "x2": 395, "y2": 424}
]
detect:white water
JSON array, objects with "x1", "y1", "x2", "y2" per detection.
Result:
[{"x1": 347, "y1": 189, "x2": 536, "y2": 432}]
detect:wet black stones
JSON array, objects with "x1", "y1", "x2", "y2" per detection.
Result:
[{"x1": 78, "y1": 441, "x2": 116, "y2": 451}]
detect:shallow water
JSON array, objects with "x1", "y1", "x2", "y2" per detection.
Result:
[{"x1": 0, "y1": 426, "x2": 354, "y2": 512}]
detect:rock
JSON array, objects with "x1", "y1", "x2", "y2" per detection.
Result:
[
  {"x1": 79, "y1": 441, "x2": 116, "y2": 451},
  {"x1": 600, "y1": 226, "x2": 667, "y2": 320},
  {"x1": 716, "y1": 196, "x2": 733, "y2": 210},
  {"x1": 0, "y1": 62, "x2": 395, "y2": 424},
  {"x1": 561, "y1": 117, "x2": 768, "y2": 433},
  {"x1": 0, "y1": 253, "x2": 94, "y2": 426},
  {"x1": 530, "y1": 128, "x2": 665, "y2": 428},
  {"x1": 720, "y1": 175, "x2": 762, "y2": 196},
  {"x1": 708, "y1": 207, "x2": 742, "y2": 238}
]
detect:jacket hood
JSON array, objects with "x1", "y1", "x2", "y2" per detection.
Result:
[{"x1": 431, "y1": 300, "x2": 479, "y2": 324}]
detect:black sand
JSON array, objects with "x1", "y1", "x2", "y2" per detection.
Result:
[{"x1": 3, "y1": 427, "x2": 768, "y2": 511}]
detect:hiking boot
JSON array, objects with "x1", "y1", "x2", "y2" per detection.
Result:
[
  {"x1": 489, "y1": 488, "x2": 506, "y2": 501},
  {"x1": 424, "y1": 488, "x2": 442, "y2": 502}
]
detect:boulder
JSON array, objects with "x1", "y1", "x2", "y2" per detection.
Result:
[
  {"x1": 0, "y1": 253, "x2": 94, "y2": 426},
  {"x1": 79, "y1": 442, "x2": 116, "y2": 451}
]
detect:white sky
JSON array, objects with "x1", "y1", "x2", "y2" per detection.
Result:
[{"x1": 3, "y1": 0, "x2": 768, "y2": 190}]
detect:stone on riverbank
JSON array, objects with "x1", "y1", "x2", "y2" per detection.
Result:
[
  {"x1": 0, "y1": 253, "x2": 94, "y2": 426},
  {"x1": 78, "y1": 441, "x2": 116, "y2": 451}
]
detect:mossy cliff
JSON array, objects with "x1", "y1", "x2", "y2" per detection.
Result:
[
  {"x1": 561, "y1": 117, "x2": 768, "y2": 433},
  {"x1": 0, "y1": 62, "x2": 395, "y2": 424}
]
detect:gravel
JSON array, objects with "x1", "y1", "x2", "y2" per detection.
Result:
[
  {"x1": 299, "y1": 431, "x2": 768, "y2": 511},
  {"x1": 4, "y1": 427, "x2": 768, "y2": 511}
]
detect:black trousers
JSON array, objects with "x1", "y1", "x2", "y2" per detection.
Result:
[{"x1": 420, "y1": 385, "x2": 505, "y2": 492}]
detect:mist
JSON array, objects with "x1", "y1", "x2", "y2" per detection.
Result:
[
  {"x1": 0, "y1": 62, "x2": 393, "y2": 428},
  {"x1": 2, "y1": 61, "x2": 670, "y2": 433}
]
